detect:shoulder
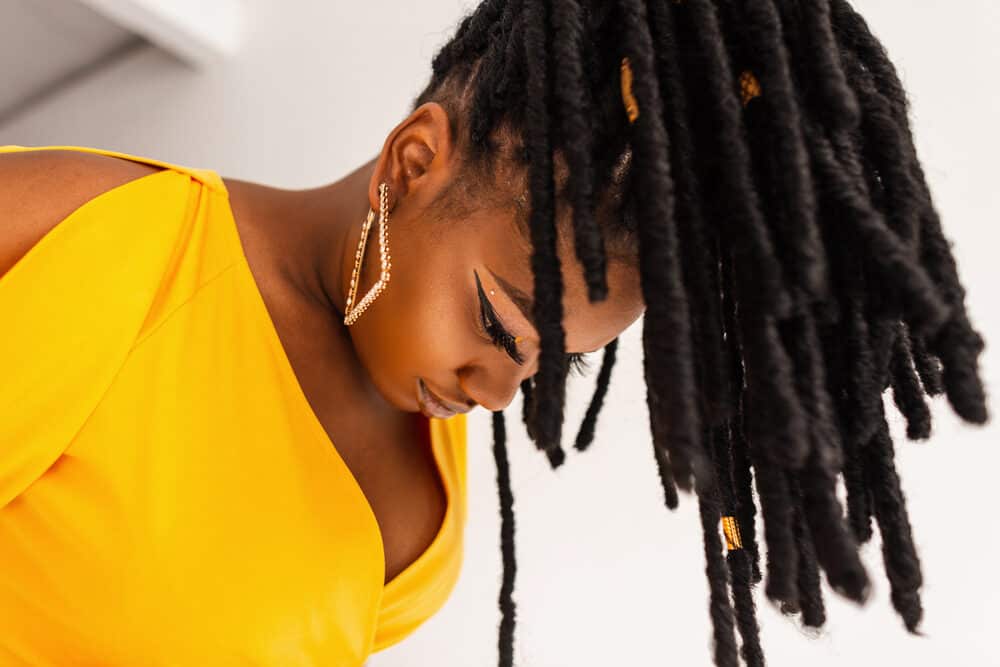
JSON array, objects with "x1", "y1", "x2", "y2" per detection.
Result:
[{"x1": 0, "y1": 149, "x2": 162, "y2": 277}]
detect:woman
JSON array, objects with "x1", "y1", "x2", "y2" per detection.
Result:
[{"x1": 0, "y1": 0, "x2": 988, "y2": 665}]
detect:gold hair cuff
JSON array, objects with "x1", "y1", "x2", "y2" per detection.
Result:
[
  {"x1": 739, "y1": 70, "x2": 761, "y2": 108},
  {"x1": 721, "y1": 515, "x2": 743, "y2": 551},
  {"x1": 620, "y1": 56, "x2": 639, "y2": 123}
]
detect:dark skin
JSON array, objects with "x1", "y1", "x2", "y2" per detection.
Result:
[{"x1": 224, "y1": 102, "x2": 646, "y2": 583}]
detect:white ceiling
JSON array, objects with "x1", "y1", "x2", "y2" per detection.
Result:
[
  {"x1": 0, "y1": 0, "x2": 244, "y2": 127},
  {"x1": 0, "y1": 0, "x2": 144, "y2": 125}
]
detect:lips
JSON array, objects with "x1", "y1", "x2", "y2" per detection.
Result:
[{"x1": 417, "y1": 378, "x2": 469, "y2": 418}]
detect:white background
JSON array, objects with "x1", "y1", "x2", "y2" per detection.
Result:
[{"x1": 2, "y1": 1, "x2": 997, "y2": 665}]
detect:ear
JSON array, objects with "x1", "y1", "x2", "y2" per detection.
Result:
[{"x1": 368, "y1": 102, "x2": 455, "y2": 213}]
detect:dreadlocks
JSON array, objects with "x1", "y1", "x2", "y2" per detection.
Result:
[{"x1": 411, "y1": 0, "x2": 989, "y2": 664}]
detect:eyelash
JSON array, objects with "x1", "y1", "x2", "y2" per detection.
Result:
[
  {"x1": 477, "y1": 293, "x2": 526, "y2": 365},
  {"x1": 474, "y1": 270, "x2": 591, "y2": 376},
  {"x1": 566, "y1": 351, "x2": 591, "y2": 377}
]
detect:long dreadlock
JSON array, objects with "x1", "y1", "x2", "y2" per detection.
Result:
[{"x1": 411, "y1": 0, "x2": 989, "y2": 664}]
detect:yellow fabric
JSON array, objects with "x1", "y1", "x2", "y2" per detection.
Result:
[{"x1": 0, "y1": 145, "x2": 467, "y2": 665}]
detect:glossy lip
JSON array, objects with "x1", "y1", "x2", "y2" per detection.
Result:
[{"x1": 417, "y1": 378, "x2": 470, "y2": 418}]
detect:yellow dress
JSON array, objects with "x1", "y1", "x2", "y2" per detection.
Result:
[{"x1": 0, "y1": 145, "x2": 467, "y2": 665}]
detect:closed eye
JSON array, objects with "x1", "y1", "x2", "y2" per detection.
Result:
[
  {"x1": 474, "y1": 268, "x2": 593, "y2": 375},
  {"x1": 475, "y1": 269, "x2": 525, "y2": 365}
]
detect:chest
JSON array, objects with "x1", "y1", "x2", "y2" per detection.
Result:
[
  {"x1": 227, "y1": 180, "x2": 447, "y2": 584},
  {"x1": 282, "y1": 318, "x2": 449, "y2": 585}
]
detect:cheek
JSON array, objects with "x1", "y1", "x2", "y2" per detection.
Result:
[
  {"x1": 563, "y1": 295, "x2": 645, "y2": 353},
  {"x1": 353, "y1": 253, "x2": 473, "y2": 391}
]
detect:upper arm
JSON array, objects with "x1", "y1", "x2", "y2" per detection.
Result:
[{"x1": 0, "y1": 150, "x2": 163, "y2": 278}]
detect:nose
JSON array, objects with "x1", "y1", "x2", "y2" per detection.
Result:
[{"x1": 458, "y1": 357, "x2": 538, "y2": 413}]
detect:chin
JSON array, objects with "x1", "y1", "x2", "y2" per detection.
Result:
[
  {"x1": 366, "y1": 366, "x2": 421, "y2": 414},
  {"x1": 348, "y1": 341, "x2": 419, "y2": 413}
]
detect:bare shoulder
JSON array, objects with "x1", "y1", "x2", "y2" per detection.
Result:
[{"x1": 0, "y1": 149, "x2": 163, "y2": 277}]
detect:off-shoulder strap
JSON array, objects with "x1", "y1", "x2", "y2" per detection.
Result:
[
  {"x1": 0, "y1": 158, "x2": 198, "y2": 508},
  {"x1": 0, "y1": 144, "x2": 228, "y2": 196}
]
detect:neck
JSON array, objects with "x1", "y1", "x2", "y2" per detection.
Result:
[{"x1": 282, "y1": 157, "x2": 378, "y2": 323}]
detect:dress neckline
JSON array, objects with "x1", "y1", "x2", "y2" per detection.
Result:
[
  {"x1": 1, "y1": 144, "x2": 457, "y2": 594},
  {"x1": 218, "y1": 180, "x2": 454, "y2": 591}
]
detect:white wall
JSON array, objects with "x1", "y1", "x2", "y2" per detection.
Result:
[
  {"x1": 0, "y1": 0, "x2": 139, "y2": 122},
  {"x1": 2, "y1": 1, "x2": 997, "y2": 665}
]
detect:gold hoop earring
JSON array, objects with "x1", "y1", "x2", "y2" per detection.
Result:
[{"x1": 343, "y1": 182, "x2": 391, "y2": 326}]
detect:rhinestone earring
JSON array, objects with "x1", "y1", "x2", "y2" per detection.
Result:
[{"x1": 343, "y1": 182, "x2": 391, "y2": 326}]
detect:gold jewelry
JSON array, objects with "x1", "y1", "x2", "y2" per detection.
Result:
[
  {"x1": 620, "y1": 56, "x2": 639, "y2": 123},
  {"x1": 343, "y1": 182, "x2": 391, "y2": 326},
  {"x1": 739, "y1": 70, "x2": 761, "y2": 107},
  {"x1": 721, "y1": 515, "x2": 743, "y2": 551}
]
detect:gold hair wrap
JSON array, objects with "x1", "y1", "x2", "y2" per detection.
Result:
[
  {"x1": 739, "y1": 70, "x2": 762, "y2": 107},
  {"x1": 623, "y1": 60, "x2": 760, "y2": 122},
  {"x1": 620, "y1": 57, "x2": 639, "y2": 123},
  {"x1": 616, "y1": 1, "x2": 756, "y2": 117},
  {"x1": 721, "y1": 515, "x2": 744, "y2": 551}
]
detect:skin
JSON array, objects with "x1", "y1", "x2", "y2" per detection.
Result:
[{"x1": 223, "y1": 102, "x2": 646, "y2": 583}]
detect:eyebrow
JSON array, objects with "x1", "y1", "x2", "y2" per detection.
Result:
[{"x1": 485, "y1": 265, "x2": 536, "y2": 333}]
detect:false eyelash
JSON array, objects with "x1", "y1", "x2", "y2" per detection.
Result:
[
  {"x1": 474, "y1": 268, "x2": 591, "y2": 374},
  {"x1": 483, "y1": 314, "x2": 526, "y2": 365},
  {"x1": 566, "y1": 352, "x2": 591, "y2": 377},
  {"x1": 475, "y1": 269, "x2": 526, "y2": 365},
  {"x1": 485, "y1": 314, "x2": 590, "y2": 376},
  {"x1": 478, "y1": 293, "x2": 527, "y2": 365}
]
